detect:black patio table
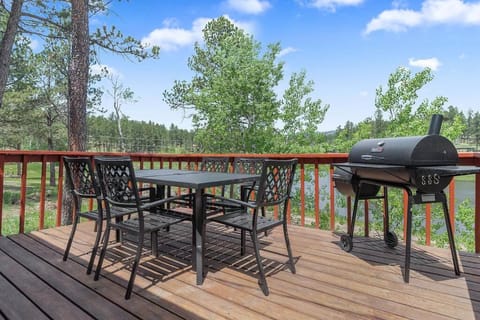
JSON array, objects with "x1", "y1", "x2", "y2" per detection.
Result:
[{"x1": 136, "y1": 168, "x2": 260, "y2": 285}]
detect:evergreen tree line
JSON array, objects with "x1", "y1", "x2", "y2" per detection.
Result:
[{"x1": 87, "y1": 115, "x2": 195, "y2": 153}]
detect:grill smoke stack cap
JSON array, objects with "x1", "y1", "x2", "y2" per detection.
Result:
[{"x1": 428, "y1": 114, "x2": 443, "y2": 135}]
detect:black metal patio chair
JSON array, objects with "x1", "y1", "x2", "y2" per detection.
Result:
[
  {"x1": 171, "y1": 157, "x2": 230, "y2": 216},
  {"x1": 208, "y1": 157, "x2": 265, "y2": 218},
  {"x1": 207, "y1": 158, "x2": 298, "y2": 295},
  {"x1": 93, "y1": 156, "x2": 188, "y2": 299},
  {"x1": 62, "y1": 156, "x2": 104, "y2": 275}
]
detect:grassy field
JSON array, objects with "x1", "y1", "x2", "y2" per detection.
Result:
[{"x1": 2, "y1": 163, "x2": 60, "y2": 235}]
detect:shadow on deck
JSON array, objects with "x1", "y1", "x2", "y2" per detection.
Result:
[{"x1": 1, "y1": 221, "x2": 479, "y2": 319}]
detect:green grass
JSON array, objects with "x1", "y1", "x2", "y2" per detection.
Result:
[{"x1": 2, "y1": 162, "x2": 60, "y2": 235}]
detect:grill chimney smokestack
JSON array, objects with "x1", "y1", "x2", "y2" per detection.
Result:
[{"x1": 428, "y1": 114, "x2": 443, "y2": 135}]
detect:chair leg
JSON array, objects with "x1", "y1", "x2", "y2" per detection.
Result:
[
  {"x1": 63, "y1": 215, "x2": 80, "y2": 261},
  {"x1": 283, "y1": 222, "x2": 296, "y2": 274},
  {"x1": 125, "y1": 233, "x2": 144, "y2": 300},
  {"x1": 151, "y1": 231, "x2": 158, "y2": 257},
  {"x1": 86, "y1": 219, "x2": 103, "y2": 275},
  {"x1": 94, "y1": 225, "x2": 111, "y2": 281},
  {"x1": 250, "y1": 231, "x2": 269, "y2": 296},
  {"x1": 261, "y1": 208, "x2": 267, "y2": 237},
  {"x1": 240, "y1": 229, "x2": 246, "y2": 256}
]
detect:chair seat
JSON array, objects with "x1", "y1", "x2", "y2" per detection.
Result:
[
  {"x1": 77, "y1": 209, "x2": 101, "y2": 221},
  {"x1": 111, "y1": 211, "x2": 188, "y2": 234},
  {"x1": 210, "y1": 211, "x2": 282, "y2": 232}
]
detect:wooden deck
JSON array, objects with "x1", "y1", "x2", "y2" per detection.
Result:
[{"x1": 1, "y1": 221, "x2": 480, "y2": 320}]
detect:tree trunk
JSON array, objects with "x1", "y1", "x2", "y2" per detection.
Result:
[
  {"x1": 63, "y1": 0, "x2": 89, "y2": 225},
  {"x1": 0, "y1": 0, "x2": 24, "y2": 107},
  {"x1": 68, "y1": 0, "x2": 89, "y2": 152}
]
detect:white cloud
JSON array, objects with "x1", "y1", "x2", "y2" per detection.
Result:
[
  {"x1": 225, "y1": 0, "x2": 271, "y2": 14},
  {"x1": 141, "y1": 18, "x2": 206, "y2": 51},
  {"x1": 359, "y1": 90, "x2": 368, "y2": 97},
  {"x1": 278, "y1": 47, "x2": 298, "y2": 57},
  {"x1": 365, "y1": 0, "x2": 480, "y2": 34},
  {"x1": 90, "y1": 64, "x2": 121, "y2": 77},
  {"x1": 408, "y1": 57, "x2": 441, "y2": 70},
  {"x1": 141, "y1": 16, "x2": 255, "y2": 51},
  {"x1": 299, "y1": 0, "x2": 364, "y2": 11}
]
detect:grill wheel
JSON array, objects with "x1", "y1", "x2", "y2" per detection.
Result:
[
  {"x1": 340, "y1": 234, "x2": 353, "y2": 252},
  {"x1": 384, "y1": 231, "x2": 398, "y2": 248}
]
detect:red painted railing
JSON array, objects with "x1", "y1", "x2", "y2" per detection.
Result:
[{"x1": 1, "y1": 151, "x2": 479, "y2": 251}]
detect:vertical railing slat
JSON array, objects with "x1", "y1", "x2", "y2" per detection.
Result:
[
  {"x1": 0, "y1": 155, "x2": 4, "y2": 235},
  {"x1": 425, "y1": 203, "x2": 431, "y2": 246},
  {"x1": 19, "y1": 157, "x2": 28, "y2": 233},
  {"x1": 449, "y1": 181, "x2": 456, "y2": 233},
  {"x1": 364, "y1": 200, "x2": 369, "y2": 237},
  {"x1": 39, "y1": 156, "x2": 47, "y2": 230},
  {"x1": 314, "y1": 164, "x2": 320, "y2": 228},
  {"x1": 475, "y1": 173, "x2": 480, "y2": 253},
  {"x1": 329, "y1": 166, "x2": 335, "y2": 231},
  {"x1": 300, "y1": 163, "x2": 305, "y2": 227},
  {"x1": 403, "y1": 191, "x2": 408, "y2": 241},
  {"x1": 56, "y1": 159, "x2": 64, "y2": 227}
]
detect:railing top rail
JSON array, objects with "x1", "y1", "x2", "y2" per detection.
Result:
[{"x1": 0, "y1": 150, "x2": 478, "y2": 166}]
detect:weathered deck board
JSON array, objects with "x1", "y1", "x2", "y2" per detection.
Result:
[{"x1": 1, "y1": 221, "x2": 480, "y2": 319}]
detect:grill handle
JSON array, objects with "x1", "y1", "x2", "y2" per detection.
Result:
[{"x1": 428, "y1": 114, "x2": 443, "y2": 135}]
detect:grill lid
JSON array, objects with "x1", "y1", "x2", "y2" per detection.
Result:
[{"x1": 348, "y1": 135, "x2": 458, "y2": 167}]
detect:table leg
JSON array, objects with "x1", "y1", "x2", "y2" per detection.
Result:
[{"x1": 194, "y1": 189, "x2": 206, "y2": 285}]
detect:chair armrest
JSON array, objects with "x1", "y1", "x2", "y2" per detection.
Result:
[{"x1": 140, "y1": 194, "x2": 188, "y2": 211}]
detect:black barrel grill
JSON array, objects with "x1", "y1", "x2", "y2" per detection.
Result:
[{"x1": 334, "y1": 114, "x2": 480, "y2": 282}]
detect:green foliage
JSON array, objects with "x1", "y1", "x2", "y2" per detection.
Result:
[
  {"x1": 375, "y1": 67, "x2": 465, "y2": 139},
  {"x1": 87, "y1": 115, "x2": 195, "y2": 152},
  {"x1": 276, "y1": 70, "x2": 330, "y2": 153},
  {"x1": 164, "y1": 16, "x2": 328, "y2": 153},
  {"x1": 164, "y1": 17, "x2": 281, "y2": 152}
]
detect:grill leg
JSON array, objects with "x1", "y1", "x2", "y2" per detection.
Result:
[
  {"x1": 340, "y1": 187, "x2": 362, "y2": 252},
  {"x1": 440, "y1": 192, "x2": 461, "y2": 276},
  {"x1": 383, "y1": 187, "x2": 389, "y2": 235},
  {"x1": 404, "y1": 188, "x2": 414, "y2": 283},
  {"x1": 349, "y1": 189, "x2": 361, "y2": 238}
]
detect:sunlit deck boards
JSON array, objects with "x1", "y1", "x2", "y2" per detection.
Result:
[{"x1": 1, "y1": 221, "x2": 480, "y2": 319}]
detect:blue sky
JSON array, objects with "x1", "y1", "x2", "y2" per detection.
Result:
[{"x1": 93, "y1": 0, "x2": 480, "y2": 131}]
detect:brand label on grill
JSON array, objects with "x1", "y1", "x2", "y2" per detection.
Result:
[
  {"x1": 370, "y1": 147, "x2": 384, "y2": 153},
  {"x1": 420, "y1": 173, "x2": 440, "y2": 186}
]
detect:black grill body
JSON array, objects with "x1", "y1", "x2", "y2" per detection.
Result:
[
  {"x1": 348, "y1": 135, "x2": 458, "y2": 166},
  {"x1": 333, "y1": 114, "x2": 480, "y2": 283}
]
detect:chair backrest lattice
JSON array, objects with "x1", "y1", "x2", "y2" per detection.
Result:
[
  {"x1": 233, "y1": 158, "x2": 264, "y2": 175},
  {"x1": 63, "y1": 156, "x2": 99, "y2": 199},
  {"x1": 256, "y1": 159, "x2": 297, "y2": 212},
  {"x1": 94, "y1": 157, "x2": 143, "y2": 221},
  {"x1": 200, "y1": 157, "x2": 230, "y2": 196},
  {"x1": 200, "y1": 157, "x2": 230, "y2": 173},
  {"x1": 229, "y1": 158, "x2": 265, "y2": 198}
]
